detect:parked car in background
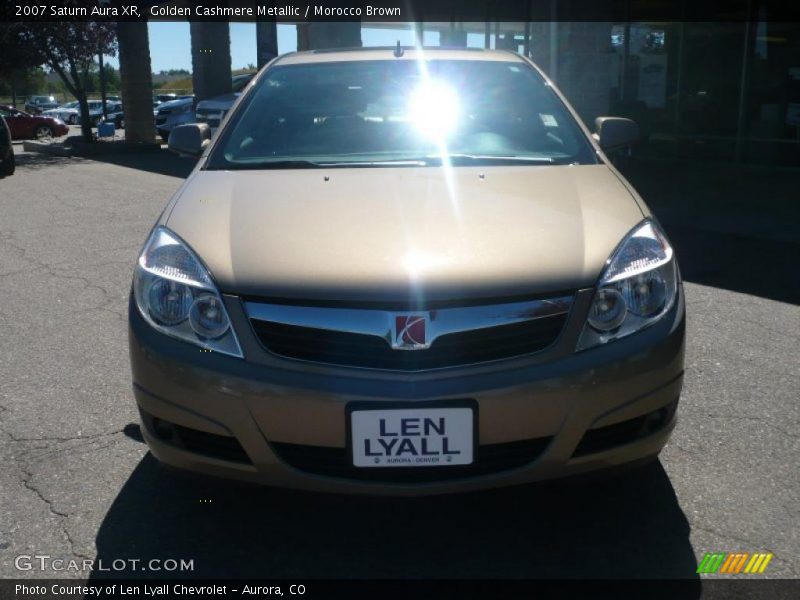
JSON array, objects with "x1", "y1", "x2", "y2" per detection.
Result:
[
  {"x1": 105, "y1": 102, "x2": 125, "y2": 129},
  {"x1": 0, "y1": 114, "x2": 14, "y2": 178},
  {"x1": 195, "y1": 73, "x2": 255, "y2": 131},
  {"x1": 154, "y1": 96, "x2": 195, "y2": 141},
  {"x1": 77, "y1": 100, "x2": 119, "y2": 127},
  {"x1": 0, "y1": 105, "x2": 69, "y2": 140},
  {"x1": 42, "y1": 101, "x2": 80, "y2": 124},
  {"x1": 24, "y1": 95, "x2": 59, "y2": 114}
]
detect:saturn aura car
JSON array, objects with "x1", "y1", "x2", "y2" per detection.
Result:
[{"x1": 129, "y1": 48, "x2": 685, "y2": 495}]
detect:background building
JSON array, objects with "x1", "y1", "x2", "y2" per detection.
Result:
[{"x1": 400, "y1": 19, "x2": 799, "y2": 167}]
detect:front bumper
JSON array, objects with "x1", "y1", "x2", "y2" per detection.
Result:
[{"x1": 129, "y1": 286, "x2": 685, "y2": 496}]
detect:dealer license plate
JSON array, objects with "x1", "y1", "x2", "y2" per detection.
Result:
[{"x1": 350, "y1": 407, "x2": 474, "y2": 468}]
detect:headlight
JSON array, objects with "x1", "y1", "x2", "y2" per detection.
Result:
[
  {"x1": 577, "y1": 220, "x2": 677, "y2": 351},
  {"x1": 133, "y1": 226, "x2": 243, "y2": 357}
]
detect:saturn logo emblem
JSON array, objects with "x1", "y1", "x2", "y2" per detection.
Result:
[{"x1": 393, "y1": 315, "x2": 428, "y2": 350}]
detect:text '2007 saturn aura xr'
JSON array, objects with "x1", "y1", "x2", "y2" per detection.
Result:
[{"x1": 129, "y1": 48, "x2": 685, "y2": 495}]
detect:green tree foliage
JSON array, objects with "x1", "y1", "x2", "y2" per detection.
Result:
[
  {"x1": 0, "y1": 23, "x2": 46, "y2": 105},
  {"x1": 18, "y1": 18, "x2": 117, "y2": 141}
]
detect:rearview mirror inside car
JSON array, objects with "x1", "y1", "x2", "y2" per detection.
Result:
[
  {"x1": 594, "y1": 117, "x2": 639, "y2": 152},
  {"x1": 168, "y1": 123, "x2": 211, "y2": 158}
]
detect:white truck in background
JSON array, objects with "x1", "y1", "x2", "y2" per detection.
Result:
[{"x1": 194, "y1": 73, "x2": 255, "y2": 132}]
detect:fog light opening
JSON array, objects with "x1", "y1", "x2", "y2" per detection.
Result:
[
  {"x1": 152, "y1": 417, "x2": 175, "y2": 441},
  {"x1": 645, "y1": 408, "x2": 668, "y2": 433}
]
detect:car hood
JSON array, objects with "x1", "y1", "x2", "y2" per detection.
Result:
[
  {"x1": 165, "y1": 165, "x2": 644, "y2": 302},
  {"x1": 158, "y1": 98, "x2": 193, "y2": 112}
]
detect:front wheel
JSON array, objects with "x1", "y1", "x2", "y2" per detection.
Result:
[
  {"x1": 0, "y1": 154, "x2": 14, "y2": 178},
  {"x1": 68, "y1": 114, "x2": 77, "y2": 125},
  {"x1": 33, "y1": 125, "x2": 53, "y2": 140}
]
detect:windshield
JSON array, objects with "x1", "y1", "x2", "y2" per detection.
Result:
[{"x1": 208, "y1": 59, "x2": 597, "y2": 169}]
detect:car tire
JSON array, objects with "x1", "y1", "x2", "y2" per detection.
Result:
[
  {"x1": 0, "y1": 153, "x2": 14, "y2": 178},
  {"x1": 33, "y1": 125, "x2": 54, "y2": 140},
  {"x1": 68, "y1": 114, "x2": 77, "y2": 125}
]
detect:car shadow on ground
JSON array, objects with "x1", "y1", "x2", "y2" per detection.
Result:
[
  {"x1": 90, "y1": 445, "x2": 700, "y2": 584},
  {"x1": 11, "y1": 151, "x2": 81, "y2": 171},
  {"x1": 651, "y1": 225, "x2": 799, "y2": 305},
  {"x1": 81, "y1": 148, "x2": 197, "y2": 179},
  {"x1": 618, "y1": 158, "x2": 800, "y2": 305}
]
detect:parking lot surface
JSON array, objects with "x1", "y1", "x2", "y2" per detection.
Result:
[{"x1": 0, "y1": 148, "x2": 797, "y2": 580}]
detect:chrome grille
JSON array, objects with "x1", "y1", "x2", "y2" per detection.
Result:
[{"x1": 245, "y1": 296, "x2": 572, "y2": 371}]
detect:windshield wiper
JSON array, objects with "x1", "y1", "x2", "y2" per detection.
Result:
[
  {"x1": 224, "y1": 159, "x2": 429, "y2": 170},
  {"x1": 317, "y1": 159, "x2": 428, "y2": 167},
  {"x1": 226, "y1": 159, "x2": 325, "y2": 170},
  {"x1": 425, "y1": 154, "x2": 556, "y2": 165},
  {"x1": 223, "y1": 155, "x2": 559, "y2": 170}
]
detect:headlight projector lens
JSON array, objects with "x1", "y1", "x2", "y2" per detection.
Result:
[
  {"x1": 621, "y1": 271, "x2": 668, "y2": 317},
  {"x1": 189, "y1": 295, "x2": 230, "y2": 339},
  {"x1": 147, "y1": 279, "x2": 193, "y2": 325},
  {"x1": 588, "y1": 288, "x2": 627, "y2": 331}
]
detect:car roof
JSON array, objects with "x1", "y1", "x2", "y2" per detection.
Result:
[
  {"x1": 273, "y1": 47, "x2": 525, "y2": 66},
  {"x1": 159, "y1": 96, "x2": 194, "y2": 107}
]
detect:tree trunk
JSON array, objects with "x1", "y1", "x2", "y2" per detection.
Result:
[
  {"x1": 296, "y1": 23, "x2": 310, "y2": 51},
  {"x1": 307, "y1": 23, "x2": 362, "y2": 50},
  {"x1": 44, "y1": 57, "x2": 89, "y2": 140},
  {"x1": 77, "y1": 94, "x2": 92, "y2": 141},
  {"x1": 117, "y1": 22, "x2": 155, "y2": 144},
  {"x1": 70, "y1": 63, "x2": 93, "y2": 142},
  {"x1": 256, "y1": 20, "x2": 278, "y2": 68},
  {"x1": 190, "y1": 22, "x2": 232, "y2": 102},
  {"x1": 98, "y1": 50, "x2": 107, "y2": 120}
]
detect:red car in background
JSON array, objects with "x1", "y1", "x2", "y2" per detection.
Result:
[{"x1": 0, "y1": 105, "x2": 69, "y2": 140}]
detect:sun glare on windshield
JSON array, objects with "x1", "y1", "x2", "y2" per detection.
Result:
[{"x1": 408, "y1": 79, "x2": 461, "y2": 142}]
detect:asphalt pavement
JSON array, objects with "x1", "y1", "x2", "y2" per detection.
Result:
[{"x1": 0, "y1": 147, "x2": 797, "y2": 581}]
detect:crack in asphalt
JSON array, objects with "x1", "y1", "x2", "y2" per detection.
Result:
[
  {"x1": 0, "y1": 398, "x2": 125, "y2": 563},
  {"x1": 18, "y1": 461, "x2": 92, "y2": 561},
  {"x1": 0, "y1": 234, "x2": 123, "y2": 314},
  {"x1": 6, "y1": 429, "x2": 125, "y2": 444}
]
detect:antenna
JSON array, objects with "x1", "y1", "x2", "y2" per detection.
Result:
[{"x1": 393, "y1": 40, "x2": 404, "y2": 58}]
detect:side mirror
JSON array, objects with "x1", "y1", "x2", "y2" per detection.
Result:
[
  {"x1": 168, "y1": 123, "x2": 211, "y2": 157},
  {"x1": 594, "y1": 117, "x2": 639, "y2": 151}
]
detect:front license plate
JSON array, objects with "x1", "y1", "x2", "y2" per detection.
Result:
[{"x1": 350, "y1": 407, "x2": 474, "y2": 468}]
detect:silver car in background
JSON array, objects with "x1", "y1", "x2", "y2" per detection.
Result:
[
  {"x1": 155, "y1": 96, "x2": 195, "y2": 141},
  {"x1": 195, "y1": 73, "x2": 255, "y2": 131}
]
